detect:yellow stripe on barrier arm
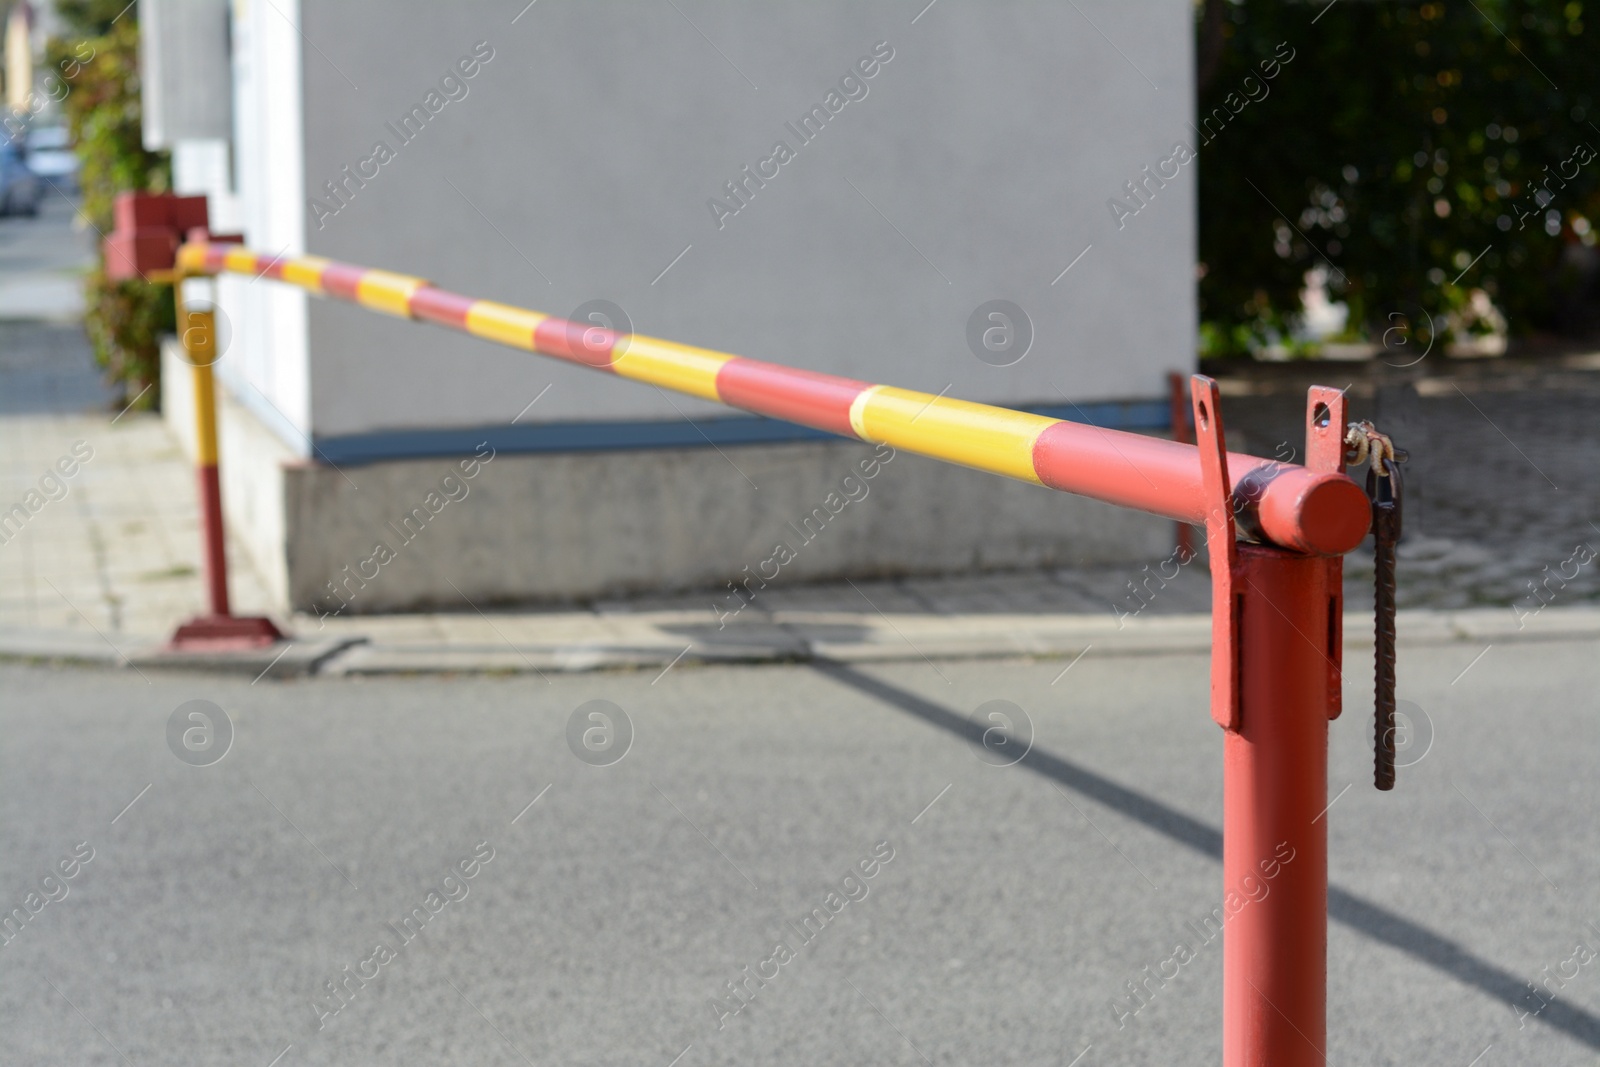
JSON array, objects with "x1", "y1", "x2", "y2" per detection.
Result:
[
  {"x1": 222, "y1": 248, "x2": 259, "y2": 275},
  {"x1": 610, "y1": 336, "x2": 732, "y2": 401},
  {"x1": 357, "y1": 270, "x2": 427, "y2": 318},
  {"x1": 281, "y1": 255, "x2": 332, "y2": 292},
  {"x1": 850, "y1": 386, "x2": 1055, "y2": 484},
  {"x1": 175, "y1": 243, "x2": 211, "y2": 275},
  {"x1": 465, "y1": 302, "x2": 547, "y2": 350}
]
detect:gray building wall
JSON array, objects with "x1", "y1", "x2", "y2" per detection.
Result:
[{"x1": 296, "y1": 1, "x2": 1195, "y2": 441}]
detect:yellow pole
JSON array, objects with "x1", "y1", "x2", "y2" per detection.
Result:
[{"x1": 177, "y1": 279, "x2": 231, "y2": 616}]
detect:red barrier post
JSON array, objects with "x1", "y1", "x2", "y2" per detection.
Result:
[
  {"x1": 1223, "y1": 545, "x2": 1337, "y2": 1066},
  {"x1": 1194, "y1": 379, "x2": 1346, "y2": 1066},
  {"x1": 104, "y1": 192, "x2": 283, "y2": 650},
  {"x1": 166, "y1": 275, "x2": 283, "y2": 650},
  {"x1": 183, "y1": 304, "x2": 229, "y2": 616}
]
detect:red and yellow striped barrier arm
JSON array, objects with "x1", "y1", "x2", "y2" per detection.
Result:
[{"x1": 177, "y1": 242, "x2": 1369, "y2": 556}]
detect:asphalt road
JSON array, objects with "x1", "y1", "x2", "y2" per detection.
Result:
[{"x1": 2, "y1": 637, "x2": 1597, "y2": 1066}]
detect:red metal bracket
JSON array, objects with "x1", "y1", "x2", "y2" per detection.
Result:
[
  {"x1": 1192, "y1": 375, "x2": 1240, "y2": 730},
  {"x1": 1305, "y1": 386, "x2": 1347, "y2": 473},
  {"x1": 1305, "y1": 386, "x2": 1348, "y2": 721},
  {"x1": 1168, "y1": 372, "x2": 1196, "y2": 561},
  {"x1": 104, "y1": 192, "x2": 211, "y2": 280}
]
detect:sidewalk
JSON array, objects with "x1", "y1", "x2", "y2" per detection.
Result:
[{"x1": 4, "y1": 329, "x2": 1597, "y2": 678}]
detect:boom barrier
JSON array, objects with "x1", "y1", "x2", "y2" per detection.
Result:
[
  {"x1": 106, "y1": 190, "x2": 1400, "y2": 1067},
  {"x1": 171, "y1": 240, "x2": 1368, "y2": 557}
]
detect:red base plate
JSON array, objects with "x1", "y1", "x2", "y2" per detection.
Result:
[{"x1": 169, "y1": 615, "x2": 284, "y2": 651}]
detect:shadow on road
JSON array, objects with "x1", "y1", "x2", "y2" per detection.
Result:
[{"x1": 812, "y1": 660, "x2": 1600, "y2": 1053}]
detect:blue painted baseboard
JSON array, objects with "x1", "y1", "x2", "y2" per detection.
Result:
[{"x1": 310, "y1": 399, "x2": 1172, "y2": 466}]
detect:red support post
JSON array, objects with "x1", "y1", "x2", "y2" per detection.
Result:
[
  {"x1": 198, "y1": 463, "x2": 230, "y2": 615},
  {"x1": 1189, "y1": 375, "x2": 1345, "y2": 1066},
  {"x1": 189, "y1": 345, "x2": 230, "y2": 617},
  {"x1": 1222, "y1": 544, "x2": 1338, "y2": 1066}
]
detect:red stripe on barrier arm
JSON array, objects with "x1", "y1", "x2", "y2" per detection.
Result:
[
  {"x1": 409, "y1": 285, "x2": 477, "y2": 329},
  {"x1": 319, "y1": 262, "x2": 366, "y2": 301},
  {"x1": 534, "y1": 316, "x2": 620, "y2": 369},
  {"x1": 255, "y1": 254, "x2": 288, "y2": 281},
  {"x1": 715, "y1": 358, "x2": 872, "y2": 438},
  {"x1": 1030, "y1": 421, "x2": 1369, "y2": 556},
  {"x1": 200, "y1": 245, "x2": 231, "y2": 273}
]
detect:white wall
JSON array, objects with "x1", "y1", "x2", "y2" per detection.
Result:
[
  {"x1": 218, "y1": 0, "x2": 312, "y2": 457},
  {"x1": 293, "y1": 2, "x2": 1196, "y2": 441}
]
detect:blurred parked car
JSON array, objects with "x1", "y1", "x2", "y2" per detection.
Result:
[
  {"x1": 0, "y1": 138, "x2": 42, "y2": 216},
  {"x1": 23, "y1": 126, "x2": 80, "y2": 192}
]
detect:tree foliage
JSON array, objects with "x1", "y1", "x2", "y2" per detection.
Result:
[
  {"x1": 1198, "y1": 0, "x2": 1598, "y2": 355},
  {"x1": 53, "y1": 0, "x2": 140, "y2": 38},
  {"x1": 46, "y1": 14, "x2": 172, "y2": 406}
]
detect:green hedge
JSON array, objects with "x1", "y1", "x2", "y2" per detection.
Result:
[
  {"x1": 47, "y1": 14, "x2": 173, "y2": 408},
  {"x1": 1197, "y1": 0, "x2": 1598, "y2": 356}
]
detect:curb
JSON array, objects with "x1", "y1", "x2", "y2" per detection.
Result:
[
  {"x1": 315, "y1": 606, "x2": 1600, "y2": 675},
  {"x1": 0, "y1": 629, "x2": 365, "y2": 678},
  {"x1": 5, "y1": 606, "x2": 1590, "y2": 678}
]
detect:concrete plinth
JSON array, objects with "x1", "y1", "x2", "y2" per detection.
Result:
[{"x1": 164, "y1": 340, "x2": 1172, "y2": 614}]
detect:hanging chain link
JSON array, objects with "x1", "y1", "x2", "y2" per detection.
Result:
[{"x1": 1345, "y1": 421, "x2": 1406, "y2": 790}]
